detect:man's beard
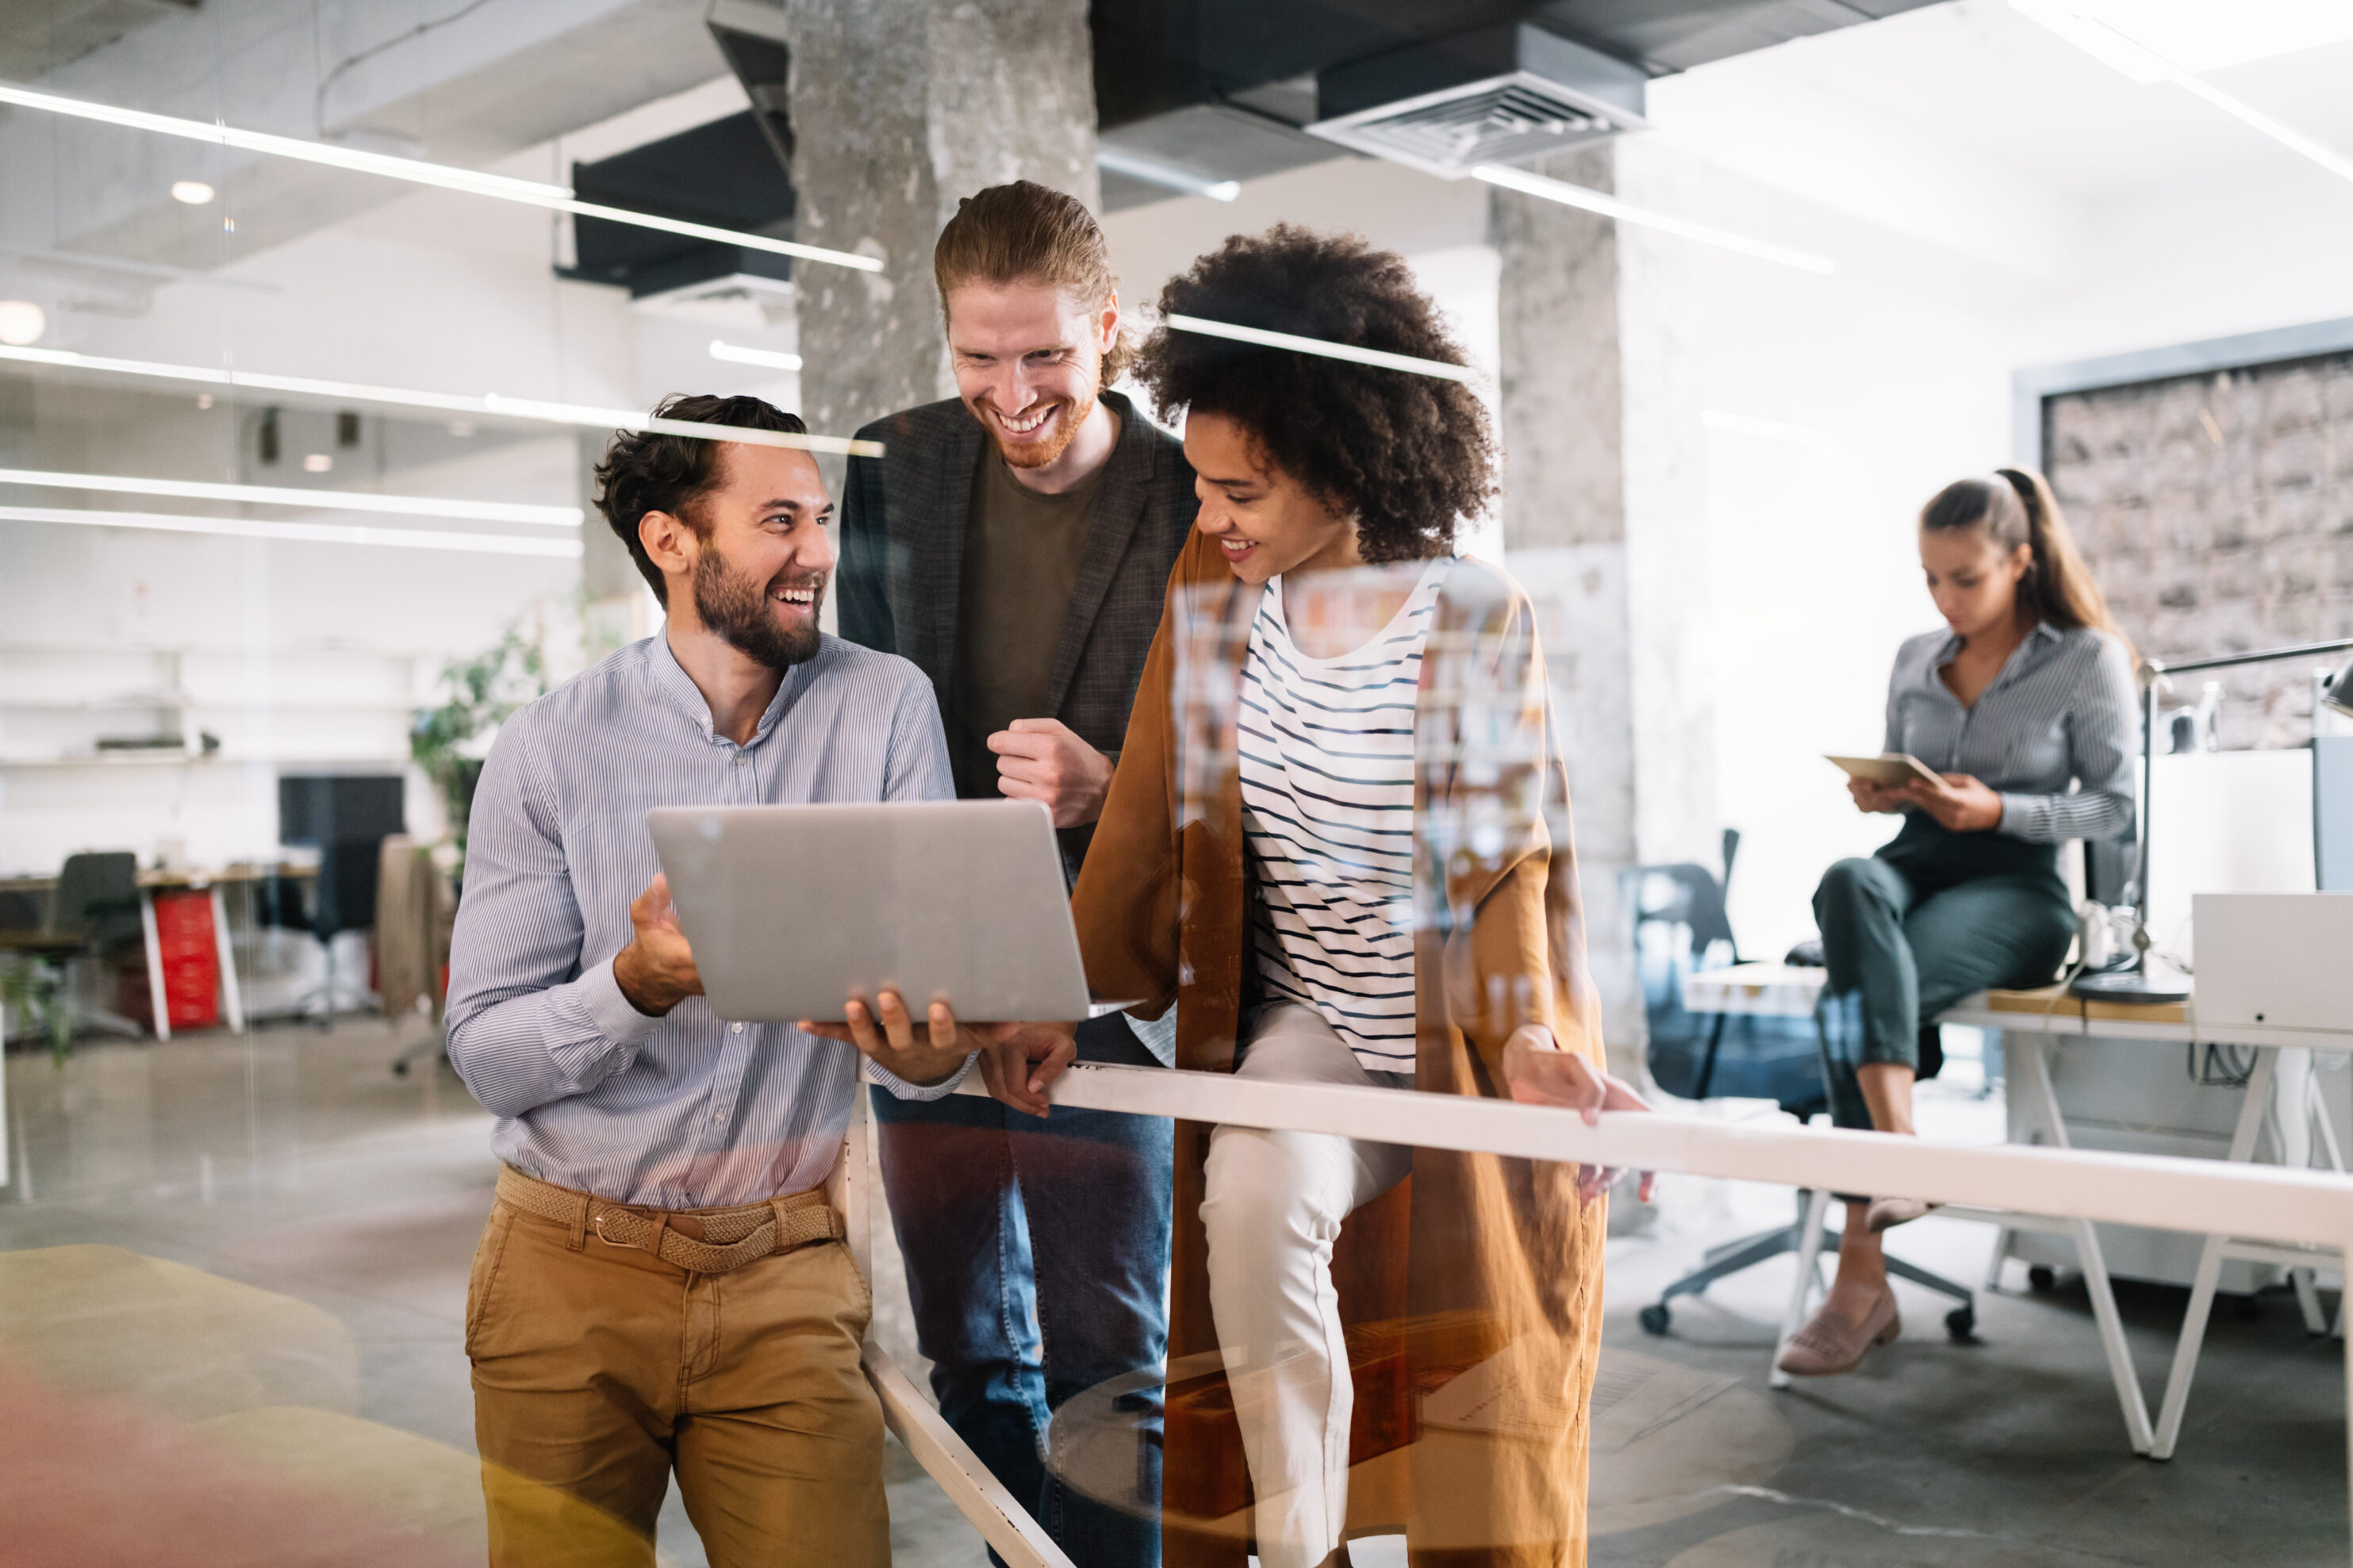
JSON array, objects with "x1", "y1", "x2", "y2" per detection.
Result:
[
  {"x1": 977, "y1": 383, "x2": 1098, "y2": 471},
  {"x1": 693, "y1": 550, "x2": 823, "y2": 670}
]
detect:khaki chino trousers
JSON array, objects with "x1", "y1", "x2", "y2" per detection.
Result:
[{"x1": 465, "y1": 1180, "x2": 889, "y2": 1567}]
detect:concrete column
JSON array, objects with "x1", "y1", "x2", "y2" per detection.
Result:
[
  {"x1": 782, "y1": 0, "x2": 1100, "y2": 484},
  {"x1": 777, "y1": 0, "x2": 1100, "y2": 1374},
  {"x1": 1492, "y1": 139, "x2": 1716, "y2": 1083}
]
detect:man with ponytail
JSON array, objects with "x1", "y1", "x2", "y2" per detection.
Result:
[
  {"x1": 1780, "y1": 467, "x2": 2139, "y2": 1378},
  {"x1": 835, "y1": 181, "x2": 1196, "y2": 1568}
]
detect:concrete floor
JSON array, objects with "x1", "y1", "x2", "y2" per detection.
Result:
[{"x1": 0, "y1": 1024, "x2": 2343, "y2": 1565}]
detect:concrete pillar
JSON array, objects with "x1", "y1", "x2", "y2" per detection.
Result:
[
  {"x1": 777, "y1": 0, "x2": 1100, "y2": 1375},
  {"x1": 1492, "y1": 139, "x2": 1716, "y2": 1083},
  {"x1": 781, "y1": 0, "x2": 1100, "y2": 485}
]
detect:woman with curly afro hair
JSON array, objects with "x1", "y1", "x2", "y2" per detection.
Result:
[{"x1": 995, "y1": 227, "x2": 1647, "y2": 1568}]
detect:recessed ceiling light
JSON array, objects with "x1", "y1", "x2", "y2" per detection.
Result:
[
  {"x1": 301, "y1": 454, "x2": 333, "y2": 473},
  {"x1": 0, "y1": 301, "x2": 45, "y2": 347},
  {"x1": 170, "y1": 180, "x2": 216, "y2": 205}
]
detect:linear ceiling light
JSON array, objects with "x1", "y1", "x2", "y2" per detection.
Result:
[
  {"x1": 710, "y1": 339, "x2": 804, "y2": 371},
  {"x1": 0, "y1": 81, "x2": 882, "y2": 275},
  {"x1": 1164, "y1": 314, "x2": 1474, "y2": 381},
  {"x1": 0, "y1": 343, "x2": 883, "y2": 457},
  {"x1": 0, "y1": 503, "x2": 582, "y2": 557},
  {"x1": 1471, "y1": 163, "x2": 1838, "y2": 275},
  {"x1": 1096, "y1": 148, "x2": 1241, "y2": 202},
  {"x1": 2010, "y1": 2, "x2": 2353, "y2": 186},
  {"x1": 0, "y1": 467, "x2": 579, "y2": 525}
]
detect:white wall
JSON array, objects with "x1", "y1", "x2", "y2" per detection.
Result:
[
  {"x1": 1638, "y1": 7, "x2": 2353, "y2": 958},
  {"x1": 0, "y1": 72, "x2": 815, "y2": 876},
  {"x1": 1103, "y1": 2, "x2": 2353, "y2": 961}
]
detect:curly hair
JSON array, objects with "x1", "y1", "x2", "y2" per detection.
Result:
[
  {"x1": 593, "y1": 393, "x2": 807, "y2": 601},
  {"x1": 1133, "y1": 225, "x2": 1494, "y2": 563}
]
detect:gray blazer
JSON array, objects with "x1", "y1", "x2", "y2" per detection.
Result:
[{"x1": 837, "y1": 389, "x2": 1198, "y2": 874}]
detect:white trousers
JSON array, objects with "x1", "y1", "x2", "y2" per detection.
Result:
[{"x1": 1201, "y1": 1004, "x2": 1413, "y2": 1568}]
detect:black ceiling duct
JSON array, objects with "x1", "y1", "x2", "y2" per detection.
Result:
[{"x1": 563, "y1": 111, "x2": 796, "y2": 301}]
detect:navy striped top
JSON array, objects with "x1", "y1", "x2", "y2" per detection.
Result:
[
  {"x1": 1238, "y1": 558, "x2": 1451, "y2": 1073},
  {"x1": 1884, "y1": 621, "x2": 2140, "y2": 843},
  {"x1": 444, "y1": 632, "x2": 966, "y2": 1209}
]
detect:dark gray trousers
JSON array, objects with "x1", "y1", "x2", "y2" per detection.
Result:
[{"x1": 1812, "y1": 836, "x2": 2075, "y2": 1131}]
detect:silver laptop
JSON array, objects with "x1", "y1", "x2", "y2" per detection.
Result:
[{"x1": 648, "y1": 799, "x2": 1115, "y2": 1024}]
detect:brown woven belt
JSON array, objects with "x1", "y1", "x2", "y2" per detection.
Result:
[{"x1": 495, "y1": 1165, "x2": 839, "y2": 1275}]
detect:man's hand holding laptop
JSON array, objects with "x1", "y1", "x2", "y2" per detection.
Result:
[{"x1": 616, "y1": 869, "x2": 990, "y2": 1088}]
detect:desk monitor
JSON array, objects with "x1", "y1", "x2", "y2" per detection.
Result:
[
  {"x1": 648, "y1": 799, "x2": 1111, "y2": 1025},
  {"x1": 278, "y1": 774, "x2": 405, "y2": 847}
]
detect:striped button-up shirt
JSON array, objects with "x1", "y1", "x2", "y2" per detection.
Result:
[
  {"x1": 446, "y1": 632, "x2": 962, "y2": 1208},
  {"x1": 1884, "y1": 621, "x2": 2140, "y2": 844}
]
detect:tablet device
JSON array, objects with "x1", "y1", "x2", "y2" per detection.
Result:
[
  {"x1": 1825, "y1": 753, "x2": 1944, "y2": 788},
  {"x1": 649, "y1": 799, "x2": 1122, "y2": 1024}
]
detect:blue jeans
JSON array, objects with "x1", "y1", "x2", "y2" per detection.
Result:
[{"x1": 871, "y1": 1014, "x2": 1173, "y2": 1568}]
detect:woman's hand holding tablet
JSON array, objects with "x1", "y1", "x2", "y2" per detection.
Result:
[{"x1": 1827, "y1": 753, "x2": 2006, "y2": 832}]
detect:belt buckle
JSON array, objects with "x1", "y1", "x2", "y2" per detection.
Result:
[{"x1": 591, "y1": 1209, "x2": 647, "y2": 1252}]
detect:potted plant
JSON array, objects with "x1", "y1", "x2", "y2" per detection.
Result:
[{"x1": 409, "y1": 626, "x2": 547, "y2": 872}]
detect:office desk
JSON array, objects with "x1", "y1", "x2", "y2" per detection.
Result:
[
  {"x1": 1941, "y1": 988, "x2": 2353, "y2": 1460},
  {"x1": 0, "y1": 863, "x2": 313, "y2": 1040},
  {"x1": 1683, "y1": 964, "x2": 2156, "y2": 1453}
]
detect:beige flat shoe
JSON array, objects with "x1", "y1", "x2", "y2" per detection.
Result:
[
  {"x1": 1866, "y1": 1197, "x2": 1940, "y2": 1232},
  {"x1": 1776, "y1": 1289, "x2": 1901, "y2": 1378}
]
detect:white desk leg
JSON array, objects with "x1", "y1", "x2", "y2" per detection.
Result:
[
  {"x1": 2343, "y1": 1240, "x2": 2353, "y2": 1568},
  {"x1": 2313, "y1": 1090, "x2": 2351, "y2": 1341},
  {"x1": 208, "y1": 886, "x2": 244, "y2": 1034},
  {"x1": 137, "y1": 888, "x2": 171, "y2": 1042},
  {"x1": 2013, "y1": 1031, "x2": 2154, "y2": 1454},
  {"x1": 1983, "y1": 1224, "x2": 2014, "y2": 1291},
  {"x1": 2151, "y1": 1045, "x2": 2278, "y2": 1461},
  {"x1": 1769, "y1": 1187, "x2": 1833, "y2": 1391}
]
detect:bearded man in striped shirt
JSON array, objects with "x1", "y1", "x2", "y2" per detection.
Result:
[{"x1": 445, "y1": 394, "x2": 992, "y2": 1568}]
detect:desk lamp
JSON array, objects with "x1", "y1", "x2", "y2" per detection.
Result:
[{"x1": 2072, "y1": 637, "x2": 2353, "y2": 1003}]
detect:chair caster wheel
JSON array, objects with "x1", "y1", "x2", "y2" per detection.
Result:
[
  {"x1": 2028, "y1": 1266, "x2": 2057, "y2": 1293},
  {"x1": 1639, "y1": 1303, "x2": 1671, "y2": 1336},
  {"x1": 1946, "y1": 1305, "x2": 1976, "y2": 1342}
]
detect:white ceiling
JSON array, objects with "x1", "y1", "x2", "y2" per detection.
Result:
[{"x1": 1660, "y1": 0, "x2": 2353, "y2": 204}]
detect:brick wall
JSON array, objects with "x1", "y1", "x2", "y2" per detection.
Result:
[{"x1": 2044, "y1": 351, "x2": 2353, "y2": 750}]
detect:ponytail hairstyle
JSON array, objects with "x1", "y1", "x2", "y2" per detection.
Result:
[{"x1": 1921, "y1": 467, "x2": 2123, "y2": 649}]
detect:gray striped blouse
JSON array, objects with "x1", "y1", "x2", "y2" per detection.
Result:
[
  {"x1": 1883, "y1": 621, "x2": 2140, "y2": 844},
  {"x1": 445, "y1": 632, "x2": 964, "y2": 1209}
]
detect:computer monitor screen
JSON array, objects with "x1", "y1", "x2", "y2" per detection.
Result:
[{"x1": 278, "y1": 774, "x2": 406, "y2": 847}]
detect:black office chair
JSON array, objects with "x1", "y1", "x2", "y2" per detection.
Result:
[
  {"x1": 0, "y1": 853, "x2": 149, "y2": 1046},
  {"x1": 277, "y1": 776, "x2": 405, "y2": 1029},
  {"x1": 1633, "y1": 831, "x2": 1976, "y2": 1342}
]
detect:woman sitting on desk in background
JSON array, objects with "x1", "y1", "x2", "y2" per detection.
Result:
[{"x1": 1779, "y1": 467, "x2": 2138, "y2": 1378}]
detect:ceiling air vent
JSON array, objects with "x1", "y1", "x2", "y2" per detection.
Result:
[{"x1": 1307, "y1": 23, "x2": 1648, "y2": 180}]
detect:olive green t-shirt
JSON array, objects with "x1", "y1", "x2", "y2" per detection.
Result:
[{"x1": 946, "y1": 450, "x2": 1107, "y2": 799}]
